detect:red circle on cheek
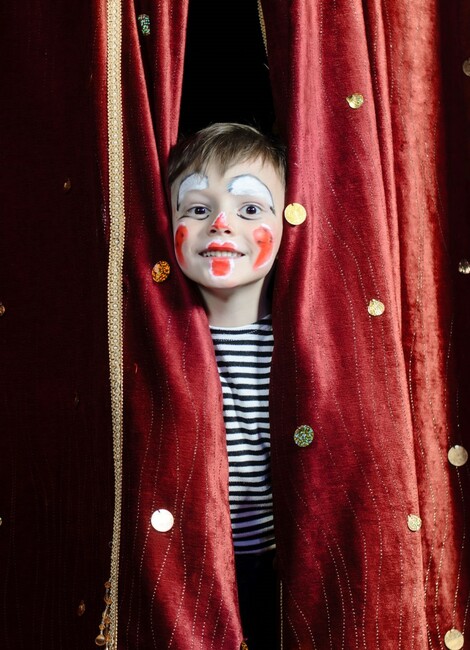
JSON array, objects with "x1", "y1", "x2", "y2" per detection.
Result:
[
  {"x1": 175, "y1": 225, "x2": 188, "y2": 267},
  {"x1": 253, "y1": 226, "x2": 274, "y2": 269}
]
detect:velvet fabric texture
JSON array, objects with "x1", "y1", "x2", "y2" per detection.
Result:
[{"x1": 1, "y1": 1, "x2": 469, "y2": 649}]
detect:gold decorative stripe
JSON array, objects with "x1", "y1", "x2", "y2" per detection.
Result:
[
  {"x1": 257, "y1": 0, "x2": 268, "y2": 57},
  {"x1": 105, "y1": 0, "x2": 125, "y2": 647}
]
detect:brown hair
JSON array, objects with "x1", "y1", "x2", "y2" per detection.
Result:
[{"x1": 168, "y1": 122, "x2": 286, "y2": 187}]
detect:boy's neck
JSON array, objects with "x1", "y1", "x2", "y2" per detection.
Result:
[{"x1": 200, "y1": 278, "x2": 271, "y2": 327}]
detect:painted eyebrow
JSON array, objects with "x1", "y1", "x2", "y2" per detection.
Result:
[
  {"x1": 177, "y1": 172, "x2": 208, "y2": 209},
  {"x1": 227, "y1": 174, "x2": 274, "y2": 212}
]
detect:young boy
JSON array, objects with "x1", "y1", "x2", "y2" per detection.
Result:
[{"x1": 168, "y1": 123, "x2": 286, "y2": 649}]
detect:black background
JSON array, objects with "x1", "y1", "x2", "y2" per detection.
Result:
[{"x1": 179, "y1": 0, "x2": 275, "y2": 135}]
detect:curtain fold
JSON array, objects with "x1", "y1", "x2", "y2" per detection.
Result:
[{"x1": 116, "y1": 1, "x2": 243, "y2": 647}]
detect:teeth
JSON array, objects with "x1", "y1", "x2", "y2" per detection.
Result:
[{"x1": 201, "y1": 251, "x2": 242, "y2": 258}]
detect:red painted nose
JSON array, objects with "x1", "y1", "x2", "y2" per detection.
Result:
[{"x1": 210, "y1": 212, "x2": 232, "y2": 232}]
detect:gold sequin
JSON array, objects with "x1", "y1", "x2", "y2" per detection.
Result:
[
  {"x1": 0, "y1": 303, "x2": 5, "y2": 317},
  {"x1": 284, "y1": 203, "x2": 307, "y2": 225},
  {"x1": 95, "y1": 634, "x2": 107, "y2": 647},
  {"x1": 458, "y1": 259, "x2": 470, "y2": 274},
  {"x1": 137, "y1": 14, "x2": 151, "y2": 36},
  {"x1": 294, "y1": 425, "x2": 314, "y2": 447},
  {"x1": 240, "y1": 642, "x2": 249, "y2": 650},
  {"x1": 448, "y1": 445, "x2": 468, "y2": 467},
  {"x1": 463, "y1": 59, "x2": 470, "y2": 76},
  {"x1": 63, "y1": 179, "x2": 72, "y2": 193},
  {"x1": 152, "y1": 260, "x2": 171, "y2": 283},
  {"x1": 77, "y1": 600, "x2": 86, "y2": 616},
  {"x1": 407, "y1": 514, "x2": 422, "y2": 532},
  {"x1": 368, "y1": 299, "x2": 385, "y2": 316},
  {"x1": 346, "y1": 93, "x2": 364, "y2": 109},
  {"x1": 444, "y1": 629, "x2": 464, "y2": 650}
]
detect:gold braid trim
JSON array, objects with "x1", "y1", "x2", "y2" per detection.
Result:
[
  {"x1": 99, "y1": 0, "x2": 125, "y2": 648},
  {"x1": 257, "y1": 0, "x2": 268, "y2": 57}
]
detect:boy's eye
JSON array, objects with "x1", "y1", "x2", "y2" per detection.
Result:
[
  {"x1": 238, "y1": 204, "x2": 262, "y2": 219},
  {"x1": 184, "y1": 205, "x2": 210, "y2": 219}
]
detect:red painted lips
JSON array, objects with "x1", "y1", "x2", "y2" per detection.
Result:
[{"x1": 203, "y1": 242, "x2": 241, "y2": 253}]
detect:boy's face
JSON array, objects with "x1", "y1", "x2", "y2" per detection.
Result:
[{"x1": 170, "y1": 157, "x2": 285, "y2": 295}]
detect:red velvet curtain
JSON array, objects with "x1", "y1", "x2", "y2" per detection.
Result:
[
  {"x1": 117, "y1": 0, "x2": 243, "y2": 646},
  {"x1": 264, "y1": 0, "x2": 470, "y2": 647},
  {"x1": 1, "y1": 1, "x2": 469, "y2": 649}
]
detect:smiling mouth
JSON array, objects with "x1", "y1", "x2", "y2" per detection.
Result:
[
  {"x1": 200, "y1": 242, "x2": 244, "y2": 259},
  {"x1": 200, "y1": 250, "x2": 244, "y2": 258}
]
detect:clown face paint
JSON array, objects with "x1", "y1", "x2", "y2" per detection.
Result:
[
  {"x1": 177, "y1": 173, "x2": 208, "y2": 209},
  {"x1": 170, "y1": 158, "x2": 285, "y2": 322},
  {"x1": 203, "y1": 241, "x2": 238, "y2": 277},
  {"x1": 211, "y1": 212, "x2": 230, "y2": 230},
  {"x1": 227, "y1": 175, "x2": 274, "y2": 212},
  {"x1": 211, "y1": 257, "x2": 233, "y2": 277},
  {"x1": 174, "y1": 224, "x2": 188, "y2": 267},
  {"x1": 253, "y1": 225, "x2": 274, "y2": 269}
]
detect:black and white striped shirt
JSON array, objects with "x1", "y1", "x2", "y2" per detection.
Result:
[{"x1": 210, "y1": 316, "x2": 275, "y2": 555}]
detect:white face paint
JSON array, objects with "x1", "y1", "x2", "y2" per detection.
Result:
[
  {"x1": 177, "y1": 173, "x2": 208, "y2": 209},
  {"x1": 227, "y1": 175, "x2": 274, "y2": 212}
]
